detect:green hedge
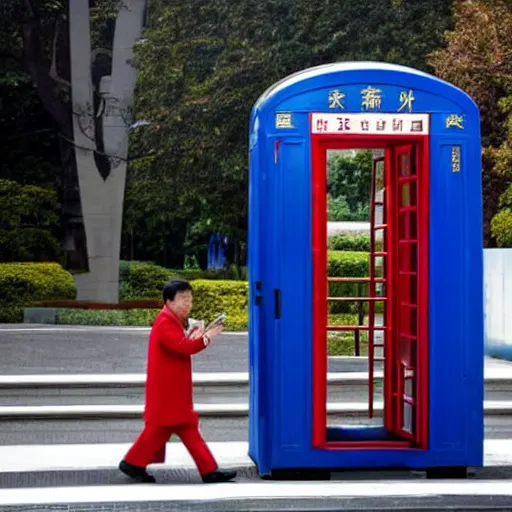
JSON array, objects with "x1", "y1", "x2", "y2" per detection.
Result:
[
  {"x1": 119, "y1": 261, "x2": 172, "y2": 301},
  {"x1": 54, "y1": 278, "x2": 248, "y2": 331},
  {"x1": 328, "y1": 251, "x2": 369, "y2": 314},
  {"x1": 328, "y1": 234, "x2": 370, "y2": 252},
  {"x1": 190, "y1": 280, "x2": 248, "y2": 331},
  {"x1": 54, "y1": 279, "x2": 247, "y2": 330},
  {"x1": 119, "y1": 254, "x2": 371, "y2": 317},
  {"x1": 57, "y1": 308, "x2": 161, "y2": 326},
  {"x1": 2, "y1": 254, "x2": 373, "y2": 326},
  {"x1": 119, "y1": 261, "x2": 247, "y2": 300},
  {"x1": 0, "y1": 262, "x2": 76, "y2": 322}
]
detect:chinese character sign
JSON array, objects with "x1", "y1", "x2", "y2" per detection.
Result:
[
  {"x1": 276, "y1": 112, "x2": 293, "y2": 128},
  {"x1": 361, "y1": 86, "x2": 382, "y2": 111},
  {"x1": 398, "y1": 90, "x2": 415, "y2": 112},
  {"x1": 311, "y1": 113, "x2": 429, "y2": 135},
  {"x1": 326, "y1": 86, "x2": 420, "y2": 112},
  {"x1": 451, "y1": 146, "x2": 461, "y2": 172},
  {"x1": 328, "y1": 89, "x2": 345, "y2": 109},
  {"x1": 446, "y1": 114, "x2": 464, "y2": 129}
]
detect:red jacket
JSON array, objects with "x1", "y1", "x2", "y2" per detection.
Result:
[{"x1": 143, "y1": 307, "x2": 207, "y2": 426}]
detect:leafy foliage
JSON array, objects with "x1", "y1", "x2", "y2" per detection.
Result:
[
  {"x1": 189, "y1": 279, "x2": 248, "y2": 331},
  {"x1": 0, "y1": 180, "x2": 61, "y2": 261},
  {"x1": 328, "y1": 251, "x2": 370, "y2": 314},
  {"x1": 328, "y1": 234, "x2": 371, "y2": 252},
  {"x1": 119, "y1": 260, "x2": 248, "y2": 300},
  {"x1": 429, "y1": 0, "x2": 512, "y2": 246},
  {"x1": 327, "y1": 150, "x2": 372, "y2": 221},
  {"x1": 126, "y1": 0, "x2": 453, "y2": 266},
  {"x1": 56, "y1": 307, "x2": 162, "y2": 326},
  {"x1": 490, "y1": 209, "x2": 512, "y2": 247},
  {"x1": 0, "y1": 262, "x2": 76, "y2": 322}
]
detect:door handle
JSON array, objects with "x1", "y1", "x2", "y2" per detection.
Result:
[
  {"x1": 274, "y1": 289, "x2": 281, "y2": 319},
  {"x1": 254, "y1": 281, "x2": 263, "y2": 306}
]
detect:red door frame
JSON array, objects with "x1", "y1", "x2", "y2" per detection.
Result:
[{"x1": 311, "y1": 134, "x2": 429, "y2": 450}]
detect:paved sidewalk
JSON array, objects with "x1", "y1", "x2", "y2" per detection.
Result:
[
  {"x1": 1, "y1": 441, "x2": 512, "y2": 510},
  {"x1": 1, "y1": 440, "x2": 512, "y2": 485},
  {"x1": 1, "y1": 480, "x2": 512, "y2": 511}
]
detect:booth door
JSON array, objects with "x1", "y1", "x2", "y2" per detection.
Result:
[{"x1": 388, "y1": 143, "x2": 422, "y2": 444}]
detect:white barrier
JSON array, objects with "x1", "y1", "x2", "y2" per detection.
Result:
[{"x1": 484, "y1": 249, "x2": 512, "y2": 361}]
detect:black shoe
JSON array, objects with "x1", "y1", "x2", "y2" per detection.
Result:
[
  {"x1": 202, "y1": 469, "x2": 237, "y2": 483},
  {"x1": 119, "y1": 459, "x2": 156, "y2": 483}
]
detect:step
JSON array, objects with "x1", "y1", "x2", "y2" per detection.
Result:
[
  {"x1": 0, "y1": 440, "x2": 511, "y2": 510},
  {"x1": 0, "y1": 416, "x2": 509, "y2": 446},
  {"x1": 0, "y1": 401, "x2": 510, "y2": 421},
  {"x1": 0, "y1": 368, "x2": 510, "y2": 406},
  {"x1": 2, "y1": 481, "x2": 512, "y2": 511}
]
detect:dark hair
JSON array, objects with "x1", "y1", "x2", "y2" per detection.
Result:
[{"x1": 163, "y1": 279, "x2": 192, "y2": 303}]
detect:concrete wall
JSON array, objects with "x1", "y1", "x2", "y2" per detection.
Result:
[{"x1": 484, "y1": 249, "x2": 512, "y2": 361}]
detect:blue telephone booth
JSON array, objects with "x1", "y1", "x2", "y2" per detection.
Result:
[{"x1": 247, "y1": 62, "x2": 484, "y2": 478}]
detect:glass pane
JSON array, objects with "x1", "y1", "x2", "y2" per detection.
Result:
[
  {"x1": 399, "y1": 153, "x2": 411, "y2": 176},
  {"x1": 401, "y1": 183, "x2": 410, "y2": 206},
  {"x1": 402, "y1": 402, "x2": 414, "y2": 433}
]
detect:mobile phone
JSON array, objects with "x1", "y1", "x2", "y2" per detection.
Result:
[{"x1": 204, "y1": 312, "x2": 226, "y2": 332}]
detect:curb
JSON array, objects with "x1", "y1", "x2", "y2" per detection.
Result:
[
  {"x1": 1, "y1": 481, "x2": 512, "y2": 511},
  {"x1": 0, "y1": 370, "x2": 510, "y2": 388},
  {"x1": 0, "y1": 464, "x2": 258, "y2": 489},
  {"x1": 0, "y1": 401, "x2": 510, "y2": 419}
]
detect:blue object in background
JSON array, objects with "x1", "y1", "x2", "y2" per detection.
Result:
[{"x1": 207, "y1": 234, "x2": 228, "y2": 270}]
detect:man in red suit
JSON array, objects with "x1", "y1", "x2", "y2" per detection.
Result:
[{"x1": 119, "y1": 279, "x2": 237, "y2": 484}]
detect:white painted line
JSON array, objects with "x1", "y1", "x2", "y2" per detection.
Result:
[
  {"x1": 0, "y1": 401, "x2": 510, "y2": 419},
  {"x1": 0, "y1": 403, "x2": 248, "y2": 418},
  {"x1": 1, "y1": 480, "x2": 512, "y2": 506},
  {"x1": 0, "y1": 369, "x2": 509, "y2": 387},
  {"x1": 0, "y1": 372, "x2": 250, "y2": 387}
]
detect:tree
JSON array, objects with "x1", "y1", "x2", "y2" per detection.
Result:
[
  {"x1": 0, "y1": 0, "x2": 147, "y2": 300},
  {"x1": 490, "y1": 95, "x2": 512, "y2": 246},
  {"x1": 128, "y1": 0, "x2": 453, "y2": 266},
  {"x1": 429, "y1": 0, "x2": 512, "y2": 246},
  {"x1": 327, "y1": 150, "x2": 373, "y2": 220},
  {"x1": 69, "y1": 0, "x2": 146, "y2": 302},
  {"x1": 0, "y1": 179, "x2": 61, "y2": 261}
]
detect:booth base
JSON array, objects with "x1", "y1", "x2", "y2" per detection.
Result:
[
  {"x1": 326, "y1": 425, "x2": 404, "y2": 442},
  {"x1": 262, "y1": 466, "x2": 469, "y2": 481}
]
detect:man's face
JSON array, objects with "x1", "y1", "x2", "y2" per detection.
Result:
[{"x1": 168, "y1": 290, "x2": 193, "y2": 319}]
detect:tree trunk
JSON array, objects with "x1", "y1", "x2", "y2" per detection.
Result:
[{"x1": 69, "y1": 0, "x2": 145, "y2": 303}]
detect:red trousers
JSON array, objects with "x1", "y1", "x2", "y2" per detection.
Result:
[{"x1": 124, "y1": 422, "x2": 218, "y2": 476}]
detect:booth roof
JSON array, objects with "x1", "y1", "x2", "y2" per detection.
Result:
[{"x1": 253, "y1": 61, "x2": 446, "y2": 112}]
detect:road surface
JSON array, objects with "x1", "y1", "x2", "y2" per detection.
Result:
[{"x1": 0, "y1": 325, "x2": 368, "y2": 374}]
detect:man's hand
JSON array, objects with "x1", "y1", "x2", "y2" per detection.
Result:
[
  {"x1": 188, "y1": 322, "x2": 205, "y2": 340},
  {"x1": 205, "y1": 323, "x2": 224, "y2": 338}
]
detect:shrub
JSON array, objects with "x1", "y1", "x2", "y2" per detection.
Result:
[
  {"x1": 491, "y1": 208, "x2": 512, "y2": 247},
  {"x1": 0, "y1": 306, "x2": 24, "y2": 323},
  {"x1": 0, "y1": 180, "x2": 61, "y2": 262},
  {"x1": 56, "y1": 308, "x2": 160, "y2": 326},
  {"x1": 189, "y1": 279, "x2": 248, "y2": 331},
  {"x1": 328, "y1": 234, "x2": 370, "y2": 252},
  {"x1": 119, "y1": 261, "x2": 247, "y2": 300},
  {"x1": 39, "y1": 299, "x2": 162, "y2": 309},
  {"x1": 54, "y1": 279, "x2": 248, "y2": 330},
  {"x1": 119, "y1": 261, "x2": 172, "y2": 300},
  {"x1": 327, "y1": 251, "x2": 369, "y2": 314},
  {"x1": 0, "y1": 262, "x2": 76, "y2": 322}
]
